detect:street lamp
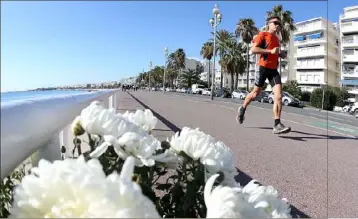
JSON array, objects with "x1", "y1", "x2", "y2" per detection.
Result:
[
  {"x1": 164, "y1": 47, "x2": 168, "y2": 93},
  {"x1": 209, "y1": 4, "x2": 222, "y2": 100},
  {"x1": 149, "y1": 61, "x2": 153, "y2": 91}
]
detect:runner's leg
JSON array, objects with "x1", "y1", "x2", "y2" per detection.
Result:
[
  {"x1": 236, "y1": 66, "x2": 266, "y2": 124},
  {"x1": 268, "y1": 70, "x2": 291, "y2": 134}
]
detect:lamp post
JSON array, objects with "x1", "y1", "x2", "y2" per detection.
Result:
[
  {"x1": 209, "y1": 4, "x2": 222, "y2": 100},
  {"x1": 149, "y1": 61, "x2": 152, "y2": 91},
  {"x1": 164, "y1": 47, "x2": 168, "y2": 93}
]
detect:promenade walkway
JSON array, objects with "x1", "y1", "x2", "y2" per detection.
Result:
[{"x1": 116, "y1": 90, "x2": 358, "y2": 218}]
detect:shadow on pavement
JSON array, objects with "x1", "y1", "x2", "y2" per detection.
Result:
[
  {"x1": 247, "y1": 127, "x2": 357, "y2": 141},
  {"x1": 234, "y1": 169, "x2": 310, "y2": 218},
  {"x1": 128, "y1": 92, "x2": 310, "y2": 218}
]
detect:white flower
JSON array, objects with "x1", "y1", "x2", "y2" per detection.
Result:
[
  {"x1": 242, "y1": 180, "x2": 292, "y2": 218},
  {"x1": 90, "y1": 132, "x2": 176, "y2": 167},
  {"x1": 79, "y1": 101, "x2": 147, "y2": 137},
  {"x1": 10, "y1": 156, "x2": 160, "y2": 218},
  {"x1": 122, "y1": 109, "x2": 157, "y2": 133},
  {"x1": 169, "y1": 127, "x2": 237, "y2": 185},
  {"x1": 204, "y1": 174, "x2": 267, "y2": 219}
]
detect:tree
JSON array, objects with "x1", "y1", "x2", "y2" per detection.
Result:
[
  {"x1": 310, "y1": 88, "x2": 337, "y2": 111},
  {"x1": 169, "y1": 49, "x2": 186, "y2": 87},
  {"x1": 180, "y1": 69, "x2": 200, "y2": 88},
  {"x1": 200, "y1": 42, "x2": 214, "y2": 88},
  {"x1": 219, "y1": 40, "x2": 246, "y2": 93},
  {"x1": 149, "y1": 66, "x2": 164, "y2": 86},
  {"x1": 235, "y1": 18, "x2": 259, "y2": 91},
  {"x1": 212, "y1": 30, "x2": 235, "y2": 89},
  {"x1": 266, "y1": 5, "x2": 297, "y2": 80}
]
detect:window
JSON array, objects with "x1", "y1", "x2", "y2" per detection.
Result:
[
  {"x1": 300, "y1": 75, "x2": 306, "y2": 81},
  {"x1": 314, "y1": 75, "x2": 321, "y2": 83}
]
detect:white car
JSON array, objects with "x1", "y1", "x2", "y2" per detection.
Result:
[
  {"x1": 268, "y1": 91, "x2": 302, "y2": 107},
  {"x1": 202, "y1": 88, "x2": 211, "y2": 95},
  {"x1": 232, "y1": 90, "x2": 248, "y2": 99},
  {"x1": 349, "y1": 102, "x2": 358, "y2": 117}
]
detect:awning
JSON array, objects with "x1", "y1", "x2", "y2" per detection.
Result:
[
  {"x1": 294, "y1": 36, "x2": 305, "y2": 41},
  {"x1": 307, "y1": 32, "x2": 322, "y2": 39},
  {"x1": 340, "y1": 79, "x2": 358, "y2": 85}
]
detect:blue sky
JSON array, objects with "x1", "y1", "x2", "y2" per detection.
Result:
[{"x1": 1, "y1": 0, "x2": 357, "y2": 91}]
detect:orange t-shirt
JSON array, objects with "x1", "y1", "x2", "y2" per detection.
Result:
[{"x1": 252, "y1": 31, "x2": 280, "y2": 69}]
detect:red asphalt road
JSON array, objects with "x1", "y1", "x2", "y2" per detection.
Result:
[{"x1": 117, "y1": 91, "x2": 358, "y2": 218}]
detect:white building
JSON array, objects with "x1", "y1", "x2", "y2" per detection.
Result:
[
  {"x1": 339, "y1": 5, "x2": 358, "y2": 95},
  {"x1": 293, "y1": 17, "x2": 340, "y2": 92}
]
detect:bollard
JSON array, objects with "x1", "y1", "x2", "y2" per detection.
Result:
[
  {"x1": 113, "y1": 93, "x2": 117, "y2": 110},
  {"x1": 109, "y1": 95, "x2": 113, "y2": 109}
]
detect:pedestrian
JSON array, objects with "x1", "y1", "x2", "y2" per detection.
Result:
[{"x1": 236, "y1": 15, "x2": 291, "y2": 134}]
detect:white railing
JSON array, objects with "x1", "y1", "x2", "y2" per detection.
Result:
[
  {"x1": 1, "y1": 89, "x2": 119, "y2": 179},
  {"x1": 342, "y1": 35, "x2": 358, "y2": 46},
  {"x1": 341, "y1": 22, "x2": 358, "y2": 33},
  {"x1": 343, "y1": 51, "x2": 358, "y2": 62}
]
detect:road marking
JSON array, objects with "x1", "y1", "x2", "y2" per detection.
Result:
[
  {"x1": 279, "y1": 118, "x2": 357, "y2": 139},
  {"x1": 175, "y1": 94, "x2": 358, "y2": 138},
  {"x1": 309, "y1": 112, "x2": 348, "y2": 122}
]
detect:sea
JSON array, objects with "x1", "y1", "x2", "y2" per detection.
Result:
[{"x1": 1, "y1": 90, "x2": 94, "y2": 106}]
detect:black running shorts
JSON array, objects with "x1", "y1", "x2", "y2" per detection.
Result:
[{"x1": 255, "y1": 66, "x2": 282, "y2": 88}]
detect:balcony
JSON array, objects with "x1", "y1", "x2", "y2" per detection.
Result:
[
  {"x1": 342, "y1": 35, "x2": 358, "y2": 48},
  {"x1": 342, "y1": 50, "x2": 358, "y2": 62},
  {"x1": 295, "y1": 22, "x2": 325, "y2": 35},
  {"x1": 341, "y1": 22, "x2": 358, "y2": 34},
  {"x1": 294, "y1": 37, "x2": 326, "y2": 46},
  {"x1": 295, "y1": 63, "x2": 325, "y2": 69},
  {"x1": 295, "y1": 48, "x2": 338, "y2": 60},
  {"x1": 296, "y1": 71, "x2": 325, "y2": 85},
  {"x1": 342, "y1": 65, "x2": 358, "y2": 78},
  {"x1": 340, "y1": 7, "x2": 358, "y2": 21}
]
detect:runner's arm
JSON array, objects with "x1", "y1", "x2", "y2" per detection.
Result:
[{"x1": 250, "y1": 43, "x2": 272, "y2": 54}]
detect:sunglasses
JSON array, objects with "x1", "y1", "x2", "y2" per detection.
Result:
[{"x1": 270, "y1": 21, "x2": 282, "y2": 26}]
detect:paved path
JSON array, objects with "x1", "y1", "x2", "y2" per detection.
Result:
[{"x1": 117, "y1": 90, "x2": 358, "y2": 218}]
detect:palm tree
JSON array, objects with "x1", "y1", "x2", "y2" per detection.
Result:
[
  {"x1": 219, "y1": 39, "x2": 246, "y2": 92},
  {"x1": 266, "y1": 5, "x2": 297, "y2": 80},
  {"x1": 180, "y1": 69, "x2": 200, "y2": 88},
  {"x1": 149, "y1": 66, "x2": 164, "y2": 86},
  {"x1": 235, "y1": 18, "x2": 259, "y2": 91},
  {"x1": 213, "y1": 30, "x2": 235, "y2": 89},
  {"x1": 170, "y1": 48, "x2": 186, "y2": 87},
  {"x1": 200, "y1": 42, "x2": 214, "y2": 88}
]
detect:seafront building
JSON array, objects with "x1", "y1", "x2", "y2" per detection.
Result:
[
  {"x1": 292, "y1": 17, "x2": 341, "y2": 92},
  {"x1": 339, "y1": 5, "x2": 358, "y2": 95}
]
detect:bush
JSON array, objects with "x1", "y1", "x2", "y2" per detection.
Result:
[
  {"x1": 300, "y1": 91, "x2": 311, "y2": 102},
  {"x1": 310, "y1": 88, "x2": 337, "y2": 111},
  {"x1": 328, "y1": 86, "x2": 350, "y2": 107},
  {"x1": 282, "y1": 80, "x2": 302, "y2": 99}
]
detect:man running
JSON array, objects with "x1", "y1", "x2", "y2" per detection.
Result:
[{"x1": 236, "y1": 15, "x2": 291, "y2": 134}]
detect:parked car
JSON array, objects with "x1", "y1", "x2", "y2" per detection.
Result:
[
  {"x1": 232, "y1": 90, "x2": 249, "y2": 99},
  {"x1": 215, "y1": 88, "x2": 231, "y2": 98},
  {"x1": 255, "y1": 91, "x2": 270, "y2": 102},
  {"x1": 349, "y1": 102, "x2": 358, "y2": 117},
  {"x1": 192, "y1": 84, "x2": 205, "y2": 94},
  {"x1": 268, "y1": 91, "x2": 303, "y2": 107},
  {"x1": 202, "y1": 88, "x2": 211, "y2": 96}
]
